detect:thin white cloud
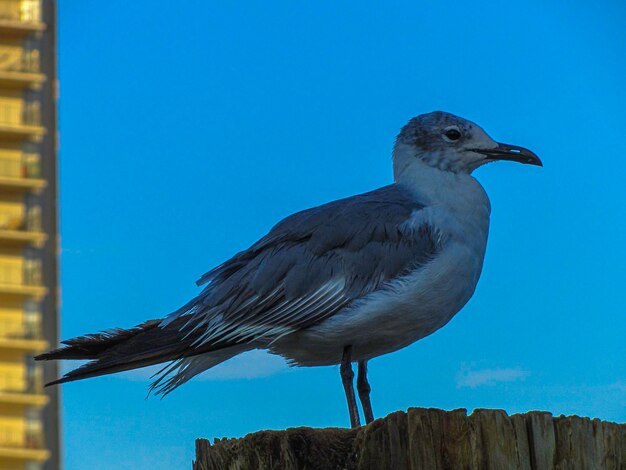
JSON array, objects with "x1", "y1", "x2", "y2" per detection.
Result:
[
  {"x1": 608, "y1": 381, "x2": 626, "y2": 392},
  {"x1": 456, "y1": 366, "x2": 530, "y2": 388},
  {"x1": 120, "y1": 349, "x2": 288, "y2": 382},
  {"x1": 60, "y1": 359, "x2": 87, "y2": 375},
  {"x1": 199, "y1": 349, "x2": 288, "y2": 380},
  {"x1": 60, "y1": 247, "x2": 95, "y2": 254}
]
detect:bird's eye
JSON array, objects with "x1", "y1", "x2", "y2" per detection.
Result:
[{"x1": 443, "y1": 128, "x2": 462, "y2": 141}]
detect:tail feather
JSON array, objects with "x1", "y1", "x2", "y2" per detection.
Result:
[
  {"x1": 148, "y1": 344, "x2": 251, "y2": 396},
  {"x1": 45, "y1": 356, "x2": 163, "y2": 387},
  {"x1": 35, "y1": 320, "x2": 160, "y2": 361},
  {"x1": 35, "y1": 317, "x2": 242, "y2": 391}
]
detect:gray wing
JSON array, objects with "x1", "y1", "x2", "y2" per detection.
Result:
[
  {"x1": 40, "y1": 184, "x2": 443, "y2": 397},
  {"x1": 165, "y1": 184, "x2": 442, "y2": 347}
]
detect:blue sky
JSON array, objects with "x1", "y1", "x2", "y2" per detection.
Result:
[{"x1": 57, "y1": 1, "x2": 626, "y2": 468}]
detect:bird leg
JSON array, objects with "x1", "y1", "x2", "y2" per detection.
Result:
[
  {"x1": 340, "y1": 345, "x2": 361, "y2": 428},
  {"x1": 357, "y1": 360, "x2": 374, "y2": 424}
]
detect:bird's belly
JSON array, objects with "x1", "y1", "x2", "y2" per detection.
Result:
[{"x1": 270, "y1": 241, "x2": 485, "y2": 366}]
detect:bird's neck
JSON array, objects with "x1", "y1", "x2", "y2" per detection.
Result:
[
  {"x1": 392, "y1": 144, "x2": 490, "y2": 212},
  {"x1": 393, "y1": 144, "x2": 491, "y2": 259}
]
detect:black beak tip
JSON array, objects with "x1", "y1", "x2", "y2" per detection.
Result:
[{"x1": 476, "y1": 143, "x2": 543, "y2": 168}]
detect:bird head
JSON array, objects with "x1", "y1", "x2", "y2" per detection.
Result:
[{"x1": 393, "y1": 111, "x2": 542, "y2": 178}]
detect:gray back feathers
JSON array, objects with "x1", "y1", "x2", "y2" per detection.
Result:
[
  {"x1": 43, "y1": 184, "x2": 444, "y2": 396},
  {"x1": 166, "y1": 184, "x2": 441, "y2": 349}
]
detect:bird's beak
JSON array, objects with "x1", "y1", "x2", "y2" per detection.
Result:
[{"x1": 472, "y1": 142, "x2": 543, "y2": 167}]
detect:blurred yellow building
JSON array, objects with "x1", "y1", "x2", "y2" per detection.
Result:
[{"x1": 0, "y1": 0, "x2": 59, "y2": 469}]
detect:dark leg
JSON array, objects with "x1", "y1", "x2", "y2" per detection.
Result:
[
  {"x1": 357, "y1": 360, "x2": 374, "y2": 424},
  {"x1": 340, "y1": 345, "x2": 361, "y2": 428}
]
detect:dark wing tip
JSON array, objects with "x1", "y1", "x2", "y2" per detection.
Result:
[
  {"x1": 44, "y1": 377, "x2": 69, "y2": 387},
  {"x1": 34, "y1": 348, "x2": 63, "y2": 361}
]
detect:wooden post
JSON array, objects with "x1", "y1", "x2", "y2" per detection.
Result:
[{"x1": 194, "y1": 408, "x2": 625, "y2": 470}]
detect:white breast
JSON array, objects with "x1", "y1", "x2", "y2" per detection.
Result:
[{"x1": 272, "y1": 164, "x2": 491, "y2": 366}]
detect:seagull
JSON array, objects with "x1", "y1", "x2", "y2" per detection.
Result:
[{"x1": 36, "y1": 111, "x2": 541, "y2": 428}]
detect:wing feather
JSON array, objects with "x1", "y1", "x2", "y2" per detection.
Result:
[{"x1": 164, "y1": 184, "x2": 441, "y2": 353}]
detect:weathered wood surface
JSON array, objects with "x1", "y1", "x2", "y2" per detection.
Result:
[{"x1": 193, "y1": 408, "x2": 625, "y2": 470}]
